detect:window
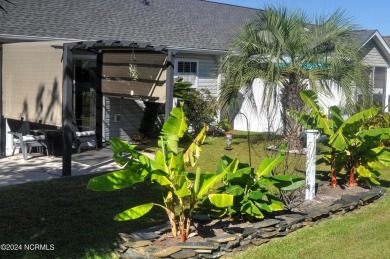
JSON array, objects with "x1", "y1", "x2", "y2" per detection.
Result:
[
  {"x1": 371, "y1": 67, "x2": 387, "y2": 108},
  {"x1": 176, "y1": 60, "x2": 198, "y2": 87},
  {"x1": 178, "y1": 61, "x2": 197, "y2": 74}
]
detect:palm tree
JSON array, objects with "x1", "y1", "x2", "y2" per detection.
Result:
[{"x1": 219, "y1": 5, "x2": 370, "y2": 150}]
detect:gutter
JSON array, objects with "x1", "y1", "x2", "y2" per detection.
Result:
[
  {"x1": 167, "y1": 46, "x2": 228, "y2": 55},
  {"x1": 0, "y1": 34, "x2": 81, "y2": 43}
]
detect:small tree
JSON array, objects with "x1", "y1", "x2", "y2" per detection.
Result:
[
  {"x1": 292, "y1": 90, "x2": 390, "y2": 187},
  {"x1": 174, "y1": 77, "x2": 219, "y2": 134},
  {"x1": 88, "y1": 106, "x2": 230, "y2": 242}
]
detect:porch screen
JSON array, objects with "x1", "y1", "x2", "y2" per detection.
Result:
[
  {"x1": 2, "y1": 41, "x2": 65, "y2": 126},
  {"x1": 102, "y1": 52, "x2": 167, "y2": 103}
]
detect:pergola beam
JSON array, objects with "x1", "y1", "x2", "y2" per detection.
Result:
[
  {"x1": 62, "y1": 43, "x2": 74, "y2": 176},
  {"x1": 0, "y1": 46, "x2": 5, "y2": 157},
  {"x1": 61, "y1": 40, "x2": 169, "y2": 177}
]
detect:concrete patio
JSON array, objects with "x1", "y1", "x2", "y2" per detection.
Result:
[{"x1": 0, "y1": 147, "x2": 123, "y2": 187}]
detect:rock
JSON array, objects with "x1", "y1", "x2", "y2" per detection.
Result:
[
  {"x1": 188, "y1": 232, "x2": 198, "y2": 238},
  {"x1": 242, "y1": 227, "x2": 258, "y2": 236},
  {"x1": 333, "y1": 199, "x2": 356, "y2": 211},
  {"x1": 129, "y1": 232, "x2": 160, "y2": 241},
  {"x1": 206, "y1": 234, "x2": 238, "y2": 243},
  {"x1": 225, "y1": 238, "x2": 240, "y2": 250},
  {"x1": 278, "y1": 215, "x2": 305, "y2": 228},
  {"x1": 152, "y1": 246, "x2": 182, "y2": 258},
  {"x1": 224, "y1": 226, "x2": 245, "y2": 234},
  {"x1": 277, "y1": 231, "x2": 287, "y2": 237},
  {"x1": 177, "y1": 242, "x2": 216, "y2": 250},
  {"x1": 171, "y1": 249, "x2": 196, "y2": 259},
  {"x1": 250, "y1": 238, "x2": 270, "y2": 246},
  {"x1": 201, "y1": 251, "x2": 226, "y2": 258},
  {"x1": 260, "y1": 226, "x2": 278, "y2": 232},
  {"x1": 341, "y1": 194, "x2": 361, "y2": 206},
  {"x1": 327, "y1": 202, "x2": 344, "y2": 212},
  {"x1": 250, "y1": 219, "x2": 280, "y2": 229},
  {"x1": 194, "y1": 249, "x2": 213, "y2": 254},
  {"x1": 305, "y1": 207, "x2": 329, "y2": 220},
  {"x1": 122, "y1": 240, "x2": 152, "y2": 248},
  {"x1": 258, "y1": 231, "x2": 279, "y2": 238},
  {"x1": 120, "y1": 248, "x2": 145, "y2": 259},
  {"x1": 141, "y1": 223, "x2": 171, "y2": 235},
  {"x1": 119, "y1": 233, "x2": 132, "y2": 242},
  {"x1": 240, "y1": 238, "x2": 252, "y2": 246}
]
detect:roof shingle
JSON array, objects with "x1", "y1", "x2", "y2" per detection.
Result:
[{"x1": 0, "y1": 0, "x2": 259, "y2": 50}]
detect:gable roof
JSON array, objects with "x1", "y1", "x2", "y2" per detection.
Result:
[
  {"x1": 0, "y1": 0, "x2": 259, "y2": 51},
  {"x1": 383, "y1": 36, "x2": 390, "y2": 48},
  {"x1": 351, "y1": 30, "x2": 390, "y2": 62}
]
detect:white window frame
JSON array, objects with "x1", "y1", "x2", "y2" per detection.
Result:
[{"x1": 174, "y1": 58, "x2": 199, "y2": 88}]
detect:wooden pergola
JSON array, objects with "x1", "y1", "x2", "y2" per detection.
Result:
[{"x1": 62, "y1": 40, "x2": 176, "y2": 176}]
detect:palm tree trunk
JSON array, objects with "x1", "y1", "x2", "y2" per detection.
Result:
[{"x1": 281, "y1": 78, "x2": 304, "y2": 151}]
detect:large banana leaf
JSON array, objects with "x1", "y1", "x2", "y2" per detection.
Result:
[
  {"x1": 256, "y1": 154, "x2": 284, "y2": 177},
  {"x1": 161, "y1": 106, "x2": 188, "y2": 141},
  {"x1": 174, "y1": 174, "x2": 191, "y2": 198},
  {"x1": 87, "y1": 168, "x2": 146, "y2": 191},
  {"x1": 329, "y1": 108, "x2": 379, "y2": 150},
  {"x1": 208, "y1": 193, "x2": 234, "y2": 208},
  {"x1": 377, "y1": 149, "x2": 390, "y2": 167},
  {"x1": 114, "y1": 203, "x2": 155, "y2": 221},
  {"x1": 184, "y1": 125, "x2": 208, "y2": 167},
  {"x1": 196, "y1": 159, "x2": 239, "y2": 199}
]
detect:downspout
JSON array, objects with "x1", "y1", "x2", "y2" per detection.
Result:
[
  {"x1": 0, "y1": 45, "x2": 5, "y2": 157},
  {"x1": 165, "y1": 49, "x2": 178, "y2": 119}
]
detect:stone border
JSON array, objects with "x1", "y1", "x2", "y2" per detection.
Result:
[{"x1": 114, "y1": 186, "x2": 386, "y2": 259}]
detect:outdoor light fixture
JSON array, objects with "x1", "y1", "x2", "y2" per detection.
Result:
[{"x1": 129, "y1": 48, "x2": 138, "y2": 80}]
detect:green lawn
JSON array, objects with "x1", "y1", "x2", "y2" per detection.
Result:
[
  {"x1": 0, "y1": 176, "x2": 166, "y2": 258},
  {"x1": 1, "y1": 132, "x2": 389, "y2": 258}
]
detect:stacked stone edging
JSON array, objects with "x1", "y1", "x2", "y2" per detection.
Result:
[{"x1": 114, "y1": 186, "x2": 387, "y2": 259}]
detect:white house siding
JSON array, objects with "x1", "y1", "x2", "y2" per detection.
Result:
[{"x1": 103, "y1": 96, "x2": 145, "y2": 142}]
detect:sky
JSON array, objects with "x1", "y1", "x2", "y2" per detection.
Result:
[{"x1": 210, "y1": 0, "x2": 390, "y2": 36}]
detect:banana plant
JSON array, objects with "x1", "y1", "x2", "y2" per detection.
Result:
[
  {"x1": 87, "y1": 105, "x2": 230, "y2": 242},
  {"x1": 292, "y1": 90, "x2": 390, "y2": 187},
  {"x1": 209, "y1": 153, "x2": 305, "y2": 219}
]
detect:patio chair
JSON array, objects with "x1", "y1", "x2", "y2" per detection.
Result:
[
  {"x1": 8, "y1": 131, "x2": 49, "y2": 160},
  {"x1": 71, "y1": 116, "x2": 97, "y2": 153},
  {"x1": 7, "y1": 119, "x2": 50, "y2": 160}
]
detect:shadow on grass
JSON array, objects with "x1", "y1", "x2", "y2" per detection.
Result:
[{"x1": 0, "y1": 174, "x2": 166, "y2": 258}]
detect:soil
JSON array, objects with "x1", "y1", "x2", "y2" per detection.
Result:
[{"x1": 150, "y1": 183, "x2": 370, "y2": 248}]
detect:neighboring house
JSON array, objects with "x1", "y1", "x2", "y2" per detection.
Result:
[
  {"x1": 233, "y1": 30, "x2": 390, "y2": 133},
  {"x1": 0, "y1": 0, "x2": 258, "y2": 160}
]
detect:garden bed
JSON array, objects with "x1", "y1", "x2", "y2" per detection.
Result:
[{"x1": 114, "y1": 184, "x2": 386, "y2": 258}]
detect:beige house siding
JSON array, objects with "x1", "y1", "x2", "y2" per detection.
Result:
[
  {"x1": 362, "y1": 41, "x2": 389, "y2": 67},
  {"x1": 2, "y1": 41, "x2": 66, "y2": 126}
]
